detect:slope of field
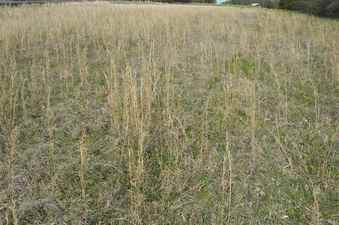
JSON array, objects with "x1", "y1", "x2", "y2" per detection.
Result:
[{"x1": 0, "y1": 3, "x2": 338, "y2": 225}]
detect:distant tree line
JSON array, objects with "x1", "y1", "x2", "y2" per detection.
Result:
[
  {"x1": 279, "y1": 0, "x2": 339, "y2": 17},
  {"x1": 230, "y1": 0, "x2": 339, "y2": 17},
  {"x1": 136, "y1": 0, "x2": 339, "y2": 17}
]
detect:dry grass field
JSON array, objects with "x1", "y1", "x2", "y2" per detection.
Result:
[{"x1": 0, "y1": 2, "x2": 338, "y2": 225}]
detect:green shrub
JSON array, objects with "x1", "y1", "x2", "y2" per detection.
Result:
[{"x1": 324, "y1": 0, "x2": 339, "y2": 17}]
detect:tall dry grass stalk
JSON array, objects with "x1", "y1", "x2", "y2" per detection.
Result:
[
  {"x1": 79, "y1": 127, "x2": 88, "y2": 201},
  {"x1": 5, "y1": 58, "x2": 19, "y2": 225},
  {"x1": 8, "y1": 127, "x2": 18, "y2": 225},
  {"x1": 219, "y1": 71, "x2": 232, "y2": 224}
]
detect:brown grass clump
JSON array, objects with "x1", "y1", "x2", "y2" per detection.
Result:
[{"x1": 0, "y1": 3, "x2": 338, "y2": 225}]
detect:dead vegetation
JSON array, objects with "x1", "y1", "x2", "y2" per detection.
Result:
[{"x1": 0, "y1": 3, "x2": 338, "y2": 225}]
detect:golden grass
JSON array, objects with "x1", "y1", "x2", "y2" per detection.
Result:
[{"x1": 0, "y1": 3, "x2": 338, "y2": 225}]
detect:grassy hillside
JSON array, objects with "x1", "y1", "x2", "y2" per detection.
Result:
[{"x1": 0, "y1": 3, "x2": 338, "y2": 225}]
